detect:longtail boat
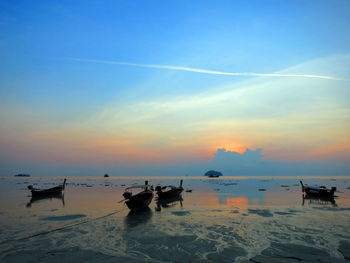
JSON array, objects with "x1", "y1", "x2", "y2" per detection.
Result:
[
  {"x1": 155, "y1": 180, "x2": 184, "y2": 200},
  {"x1": 122, "y1": 181, "x2": 153, "y2": 211},
  {"x1": 300, "y1": 181, "x2": 336, "y2": 198},
  {"x1": 28, "y1": 179, "x2": 67, "y2": 197}
]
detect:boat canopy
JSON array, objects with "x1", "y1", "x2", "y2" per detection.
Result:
[
  {"x1": 309, "y1": 185, "x2": 321, "y2": 190},
  {"x1": 161, "y1": 185, "x2": 176, "y2": 190}
]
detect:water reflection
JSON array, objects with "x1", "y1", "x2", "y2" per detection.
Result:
[
  {"x1": 302, "y1": 195, "x2": 337, "y2": 207},
  {"x1": 205, "y1": 179, "x2": 266, "y2": 206},
  {"x1": 26, "y1": 194, "x2": 65, "y2": 208},
  {"x1": 155, "y1": 196, "x2": 183, "y2": 211},
  {"x1": 124, "y1": 207, "x2": 153, "y2": 229}
]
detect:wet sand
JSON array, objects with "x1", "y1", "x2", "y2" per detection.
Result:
[{"x1": 0, "y1": 176, "x2": 350, "y2": 262}]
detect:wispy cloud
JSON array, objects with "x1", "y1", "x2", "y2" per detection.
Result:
[{"x1": 61, "y1": 57, "x2": 347, "y2": 80}]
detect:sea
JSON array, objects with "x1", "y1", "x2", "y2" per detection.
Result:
[{"x1": 0, "y1": 175, "x2": 349, "y2": 262}]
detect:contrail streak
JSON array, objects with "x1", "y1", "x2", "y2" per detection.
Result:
[{"x1": 62, "y1": 57, "x2": 346, "y2": 80}]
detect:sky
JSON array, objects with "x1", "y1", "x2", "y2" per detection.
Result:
[{"x1": 1, "y1": 0, "x2": 350, "y2": 176}]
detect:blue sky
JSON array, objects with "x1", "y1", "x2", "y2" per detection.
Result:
[
  {"x1": 1, "y1": 0, "x2": 350, "y2": 175},
  {"x1": 2, "y1": 0, "x2": 349, "y2": 100}
]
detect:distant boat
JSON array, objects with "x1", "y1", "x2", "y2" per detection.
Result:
[
  {"x1": 205, "y1": 170, "x2": 223, "y2": 177},
  {"x1": 122, "y1": 181, "x2": 153, "y2": 211},
  {"x1": 104, "y1": 174, "x2": 109, "y2": 177},
  {"x1": 155, "y1": 180, "x2": 184, "y2": 200},
  {"x1": 28, "y1": 179, "x2": 67, "y2": 197},
  {"x1": 14, "y1": 174, "x2": 30, "y2": 177},
  {"x1": 300, "y1": 181, "x2": 336, "y2": 198}
]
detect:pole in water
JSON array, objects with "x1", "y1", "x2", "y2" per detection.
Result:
[{"x1": 300, "y1": 181, "x2": 305, "y2": 192}]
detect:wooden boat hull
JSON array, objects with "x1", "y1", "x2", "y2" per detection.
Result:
[
  {"x1": 303, "y1": 188, "x2": 335, "y2": 198},
  {"x1": 29, "y1": 179, "x2": 66, "y2": 197},
  {"x1": 157, "y1": 188, "x2": 183, "y2": 200},
  {"x1": 156, "y1": 180, "x2": 184, "y2": 200},
  {"x1": 31, "y1": 186, "x2": 64, "y2": 196},
  {"x1": 300, "y1": 181, "x2": 336, "y2": 198},
  {"x1": 125, "y1": 191, "x2": 153, "y2": 211}
]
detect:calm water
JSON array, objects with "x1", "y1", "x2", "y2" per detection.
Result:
[{"x1": 1, "y1": 175, "x2": 350, "y2": 262}]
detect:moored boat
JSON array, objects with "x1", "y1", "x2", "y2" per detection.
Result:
[
  {"x1": 155, "y1": 180, "x2": 184, "y2": 200},
  {"x1": 28, "y1": 179, "x2": 67, "y2": 197},
  {"x1": 122, "y1": 181, "x2": 154, "y2": 211},
  {"x1": 300, "y1": 181, "x2": 336, "y2": 198}
]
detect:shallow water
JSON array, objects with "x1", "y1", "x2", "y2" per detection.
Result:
[{"x1": 0, "y1": 176, "x2": 350, "y2": 262}]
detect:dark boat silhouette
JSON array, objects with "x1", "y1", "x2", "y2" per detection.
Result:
[
  {"x1": 122, "y1": 181, "x2": 153, "y2": 211},
  {"x1": 28, "y1": 179, "x2": 67, "y2": 197},
  {"x1": 155, "y1": 180, "x2": 184, "y2": 200},
  {"x1": 300, "y1": 181, "x2": 336, "y2": 198}
]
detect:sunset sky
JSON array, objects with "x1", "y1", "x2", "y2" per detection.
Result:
[{"x1": 1, "y1": 0, "x2": 350, "y2": 175}]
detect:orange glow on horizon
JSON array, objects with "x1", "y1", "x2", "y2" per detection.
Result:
[
  {"x1": 225, "y1": 196, "x2": 248, "y2": 207},
  {"x1": 208, "y1": 143, "x2": 248, "y2": 157},
  {"x1": 4, "y1": 117, "x2": 349, "y2": 165}
]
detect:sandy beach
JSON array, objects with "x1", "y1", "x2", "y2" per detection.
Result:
[{"x1": 0, "y1": 176, "x2": 350, "y2": 262}]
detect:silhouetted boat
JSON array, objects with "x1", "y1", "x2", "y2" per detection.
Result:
[
  {"x1": 205, "y1": 170, "x2": 222, "y2": 177},
  {"x1": 28, "y1": 179, "x2": 67, "y2": 197},
  {"x1": 300, "y1": 181, "x2": 336, "y2": 198},
  {"x1": 155, "y1": 180, "x2": 184, "y2": 200},
  {"x1": 122, "y1": 181, "x2": 153, "y2": 211}
]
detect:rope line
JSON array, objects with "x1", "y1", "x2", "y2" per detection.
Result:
[{"x1": 2, "y1": 210, "x2": 121, "y2": 244}]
